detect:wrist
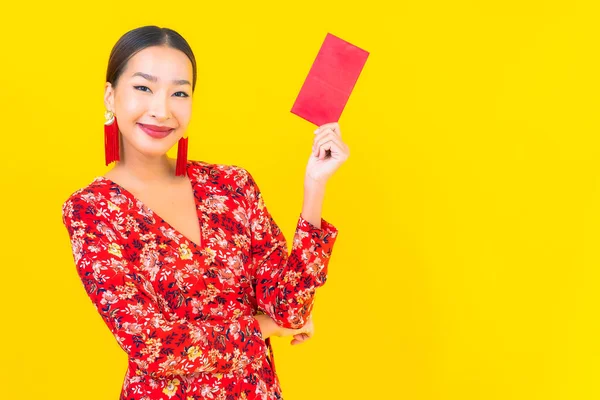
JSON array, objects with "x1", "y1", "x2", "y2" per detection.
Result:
[
  {"x1": 304, "y1": 175, "x2": 327, "y2": 192},
  {"x1": 255, "y1": 314, "x2": 280, "y2": 339},
  {"x1": 302, "y1": 180, "x2": 326, "y2": 228}
]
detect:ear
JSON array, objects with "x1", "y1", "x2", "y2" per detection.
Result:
[{"x1": 104, "y1": 82, "x2": 115, "y2": 112}]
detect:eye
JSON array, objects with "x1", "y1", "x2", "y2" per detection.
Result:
[
  {"x1": 134, "y1": 85, "x2": 151, "y2": 92},
  {"x1": 174, "y1": 91, "x2": 189, "y2": 98}
]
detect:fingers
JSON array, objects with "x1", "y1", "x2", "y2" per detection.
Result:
[
  {"x1": 313, "y1": 126, "x2": 339, "y2": 157},
  {"x1": 314, "y1": 135, "x2": 350, "y2": 161},
  {"x1": 313, "y1": 131, "x2": 346, "y2": 159},
  {"x1": 286, "y1": 315, "x2": 314, "y2": 345},
  {"x1": 317, "y1": 140, "x2": 338, "y2": 160},
  {"x1": 303, "y1": 317, "x2": 314, "y2": 335},
  {"x1": 313, "y1": 128, "x2": 339, "y2": 149},
  {"x1": 314, "y1": 122, "x2": 342, "y2": 137},
  {"x1": 312, "y1": 123, "x2": 350, "y2": 160},
  {"x1": 290, "y1": 333, "x2": 310, "y2": 345},
  {"x1": 279, "y1": 325, "x2": 311, "y2": 338}
]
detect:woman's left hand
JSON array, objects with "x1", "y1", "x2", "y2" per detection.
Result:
[
  {"x1": 305, "y1": 122, "x2": 350, "y2": 185},
  {"x1": 290, "y1": 316, "x2": 314, "y2": 345}
]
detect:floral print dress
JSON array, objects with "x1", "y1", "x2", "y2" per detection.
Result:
[{"x1": 61, "y1": 160, "x2": 338, "y2": 400}]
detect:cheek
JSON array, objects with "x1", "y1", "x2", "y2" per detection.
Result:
[
  {"x1": 174, "y1": 102, "x2": 193, "y2": 125},
  {"x1": 116, "y1": 89, "x2": 146, "y2": 121},
  {"x1": 122, "y1": 95, "x2": 146, "y2": 119}
]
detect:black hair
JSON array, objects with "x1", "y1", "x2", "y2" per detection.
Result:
[{"x1": 106, "y1": 25, "x2": 197, "y2": 92}]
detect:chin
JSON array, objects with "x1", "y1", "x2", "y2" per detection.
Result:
[{"x1": 132, "y1": 134, "x2": 177, "y2": 153}]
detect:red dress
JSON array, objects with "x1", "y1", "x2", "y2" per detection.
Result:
[{"x1": 61, "y1": 160, "x2": 338, "y2": 399}]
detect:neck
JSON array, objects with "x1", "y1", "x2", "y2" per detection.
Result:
[{"x1": 111, "y1": 137, "x2": 179, "y2": 186}]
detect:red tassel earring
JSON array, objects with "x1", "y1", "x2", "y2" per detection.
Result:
[
  {"x1": 104, "y1": 110, "x2": 120, "y2": 165},
  {"x1": 175, "y1": 136, "x2": 189, "y2": 176}
]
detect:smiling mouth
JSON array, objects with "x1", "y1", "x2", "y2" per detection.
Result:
[{"x1": 137, "y1": 123, "x2": 175, "y2": 138}]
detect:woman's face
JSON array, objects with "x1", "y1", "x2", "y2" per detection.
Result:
[{"x1": 104, "y1": 45, "x2": 193, "y2": 159}]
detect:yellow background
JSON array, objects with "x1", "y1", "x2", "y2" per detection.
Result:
[{"x1": 0, "y1": 0, "x2": 598, "y2": 399}]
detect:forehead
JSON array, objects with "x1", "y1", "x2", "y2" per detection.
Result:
[{"x1": 123, "y1": 46, "x2": 192, "y2": 81}]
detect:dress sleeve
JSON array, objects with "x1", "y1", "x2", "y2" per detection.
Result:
[
  {"x1": 242, "y1": 169, "x2": 339, "y2": 330},
  {"x1": 62, "y1": 194, "x2": 266, "y2": 379}
]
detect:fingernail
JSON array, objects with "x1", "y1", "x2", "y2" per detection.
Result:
[{"x1": 314, "y1": 129, "x2": 319, "y2": 134}]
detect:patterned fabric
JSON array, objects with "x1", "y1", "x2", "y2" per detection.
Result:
[{"x1": 61, "y1": 160, "x2": 338, "y2": 399}]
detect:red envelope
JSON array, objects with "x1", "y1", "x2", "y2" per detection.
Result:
[{"x1": 291, "y1": 33, "x2": 369, "y2": 126}]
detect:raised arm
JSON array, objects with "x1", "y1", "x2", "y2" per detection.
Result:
[
  {"x1": 62, "y1": 194, "x2": 266, "y2": 379},
  {"x1": 241, "y1": 169, "x2": 339, "y2": 330}
]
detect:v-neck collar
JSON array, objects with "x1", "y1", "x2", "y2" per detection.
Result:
[{"x1": 93, "y1": 160, "x2": 205, "y2": 250}]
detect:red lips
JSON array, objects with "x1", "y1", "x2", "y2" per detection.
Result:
[
  {"x1": 137, "y1": 123, "x2": 175, "y2": 139},
  {"x1": 138, "y1": 123, "x2": 173, "y2": 132}
]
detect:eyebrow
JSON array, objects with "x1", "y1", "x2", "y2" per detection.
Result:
[{"x1": 131, "y1": 72, "x2": 191, "y2": 86}]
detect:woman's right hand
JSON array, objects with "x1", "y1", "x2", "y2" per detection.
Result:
[{"x1": 255, "y1": 313, "x2": 314, "y2": 345}]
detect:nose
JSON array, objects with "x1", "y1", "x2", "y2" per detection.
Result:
[{"x1": 149, "y1": 92, "x2": 171, "y2": 121}]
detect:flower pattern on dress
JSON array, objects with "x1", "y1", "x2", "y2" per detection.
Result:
[{"x1": 61, "y1": 160, "x2": 338, "y2": 399}]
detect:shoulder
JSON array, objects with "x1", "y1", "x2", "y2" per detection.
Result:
[
  {"x1": 187, "y1": 159, "x2": 256, "y2": 189},
  {"x1": 61, "y1": 178, "x2": 113, "y2": 226},
  {"x1": 187, "y1": 159, "x2": 261, "y2": 208}
]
